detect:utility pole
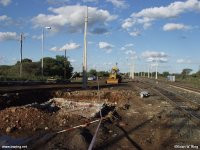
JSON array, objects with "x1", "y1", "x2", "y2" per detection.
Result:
[
  {"x1": 41, "y1": 28, "x2": 44, "y2": 77},
  {"x1": 20, "y1": 33, "x2": 23, "y2": 78},
  {"x1": 82, "y1": 6, "x2": 88, "y2": 89},
  {"x1": 155, "y1": 57, "x2": 158, "y2": 80},
  {"x1": 64, "y1": 49, "x2": 67, "y2": 79},
  {"x1": 150, "y1": 64, "x2": 152, "y2": 78},
  {"x1": 130, "y1": 65, "x2": 134, "y2": 79},
  {"x1": 41, "y1": 26, "x2": 51, "y2": 77},
  {"x1": 132, "y1": 62, "x2": 135, "y2": 79},
  {"x1": 130, "y1": 61, "x2": 134, "y2": 79},
  {"x1": 132, "y1": 65, "x2": 134, "y2": 79}
]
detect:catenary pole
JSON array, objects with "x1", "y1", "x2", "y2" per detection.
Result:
[{"x1": 83, "y1": 6, "x2": 88, "y2": 88}]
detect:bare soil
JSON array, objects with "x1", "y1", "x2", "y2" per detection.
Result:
[{"x1": 0, "y1": 82, "x2": 199, "y2": 150}]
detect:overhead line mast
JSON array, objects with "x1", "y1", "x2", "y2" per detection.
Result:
[
  {"x1": 20, "y1": 33, "x2": 24, "y2": 78},
  {"x1": 82, "y1": 6, "x2": 88, "y2": 89}
]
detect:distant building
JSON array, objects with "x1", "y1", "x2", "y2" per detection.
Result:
[{"x1": 167, "y1": 75, "x2": 175, "y2": 82}]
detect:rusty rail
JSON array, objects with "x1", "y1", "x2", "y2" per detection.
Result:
[{"x1": 152, "y1": 87, "x2": 200, "y2": 126}]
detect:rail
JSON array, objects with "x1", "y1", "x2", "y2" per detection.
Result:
[
  {"x1": 168, "y1": 84, "x2": 200, "y2": 95},
  {"x1": 130, "y1": 79, "x2": 200, "y2": 126},
  {"x1": 152, "y1": 86, "x2": 200, "y2": 126}
]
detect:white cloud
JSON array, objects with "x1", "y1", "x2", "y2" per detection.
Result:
[
  {"x1": 125, "y1": 50, "x2": 135, "y2": 55},
  {"x1": 0, "y1": 15, "x2": 24, "y2": 27},
  {"x1": 68, "y1": 58, "x2": 76, "y2": 63},
  {"x1": 62, "y1": 42, "x2": 80, "y2": 50},
  {"x1": 99, "y1": 42, "x2": 114, "y2": 53},
  {"x1": 120, "y1": 43, "x2": 134, "y2": 51},
  {"x1": 177, "y1": 59, "x2": 191, "y2": 64},
  {"x1": 32, "y1": 35, "x2": 42, "y2": 40},
  {"x1": 134, "y1": 0, "x2": 200, "y2": 19},
  {"x1": 0, "y1": 15, "x2": 12, "y2": 26},
  {"x1": 147, "y1": 57, "x2": 168, "y2": 63},
  {"x1": 141, "y1": 51, "x2": 168, "y2": 63},
  {"x1": 82, "y1": 0, "x2": 98, "y2": 2},
  {"x1": 50, "y1": 47, "x2": 58, "y2": 51},
  {"x1": 99, "y1": 42, "x2": 114, "y2": 49},
  {"x1": 142, "y1": 51, "x2": 167, "y2": 58},
  {"x1": 122, "y1": 0, "x2": 200, "y2": 30},
  {"x1": 32, "y1": 5, "x2": 117, "y2": 33},
  {"x1": 0, "y1": 15, "x2": 9, "y2": 21},
  {"x1": 0, "y1": 0, "x2": 11, "y2": 6},
  {"x1": 50, "y1": 42, "x2": 80, "y2": 51},
  {"x1": 120, "y1": 47, "x2": 126, "y2": 51},
  {"x1": 121, "y1": 43, "x2": 137, "y2": 59},
  {"x1": 125, "y1": 43, "x2": 134, "y2": 47},
  {"x1": 163, "y1": 23, "x2": 190, "y2": 31},
  {"x1": 122, "y1": 18, "x2": 134, "y2": 29},
  {"x1": 129, "y1": 30, "x2": 141, "y2": 37},
  {"x1": 46, "y1": 0, "x2": 69, "y2": 5},
  {"x1": 106, "y1": 0, "x2": 128, "y2": 9},
  {"x1": 0, "y1": 32, "x2": 18, "y2": 41}
]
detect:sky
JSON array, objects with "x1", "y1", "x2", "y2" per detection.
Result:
[{"x1": 0, "y1": 0, "x2": 200, "y2": 74}]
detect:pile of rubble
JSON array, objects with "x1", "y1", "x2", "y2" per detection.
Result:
[
  {"x1": 0, "y1": 89, "x2": 131, "y2": 135},
  {"x1": 0, "y1": 107, "x2": 51, "y2": 133}
]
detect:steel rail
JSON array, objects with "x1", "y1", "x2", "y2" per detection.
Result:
[
  {"x1": 158, "y1": 85, "x2": 200, "y2": 106},
  {"x1": 169, "y1": 84, "x2": 200, "y2": 95},
  {"x1": 152, "y1": 87, "x2": 200, "y2": 126}
]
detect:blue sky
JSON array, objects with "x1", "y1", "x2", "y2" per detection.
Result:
[{"x1": 0, "y1": 0, "x2": 200, "y2": 73}]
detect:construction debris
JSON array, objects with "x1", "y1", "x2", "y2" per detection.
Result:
[{"x1": 140, "y1": 91, "x2": 150, "y2": 98}]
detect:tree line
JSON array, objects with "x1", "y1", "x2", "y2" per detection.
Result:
[{"x1": 0, "y1": 55, "x2": 73, "y2": 80}]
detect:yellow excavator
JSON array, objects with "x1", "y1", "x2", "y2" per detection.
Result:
[{"x1": 106, "y1": 64, "x2": 122, "y2": 84}]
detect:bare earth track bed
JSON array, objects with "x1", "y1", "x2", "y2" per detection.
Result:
[{"x1": 0, "y1": 81, "x2": 199, "y2": 150}]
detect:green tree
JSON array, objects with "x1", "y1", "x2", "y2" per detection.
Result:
[
  {"x1": 56, "y1": 55, "x2": 73, "y2": 79},
  {"x1": 22, "y1": 58, "x2": 32, "y2": 63},
  {"x1": 0, "y1": 56, "x2": 73, "y2": 80},
  {"x1": 43, "y1": 55, "x2": 73, "y2": 78},
  {"x1": 181, "y1": 68, "x2": 192, "y2": 79},
  {"x1": 162, "y1": 71, "x2": 170, "y2": 77},
  {"x1": 97, "y1": 71, "x2": 109, "y2": 77},
  {"x1": 197, "y1": 70, "x2": 200, "y2": 77},
  {"x1": 88, "y1": 69, "x2": 97, "y2": 76},
  {"x1": 0, "y1": 65, "x2": 11, "y2": 76},
  {"x1": 23, "y1": 62, "x2": 40, "y2": 77},
  {"x1": 43, "y1": 57, "x2": 58, "y2": 76}
]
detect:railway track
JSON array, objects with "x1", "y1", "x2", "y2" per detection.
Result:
[
  {"x1": 138, "y1": 77, "x2": 200, "y2": 95},
  {"x1": 168, "y1": 83, "x2": 200, "y2": 95},
  {"x1": 152, "y1": 86, "x2": 200, "y2": 126},
  {"x1": 130, "y1": 79, "x2": 200, "y2": 126}
]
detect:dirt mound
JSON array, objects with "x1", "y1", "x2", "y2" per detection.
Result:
[
  {"x1": 0, "y1": 107, "x2": 52, "y2": 134},
  {"x1": 0, "y1": 106, "x2": 91, "y2": 135}
]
